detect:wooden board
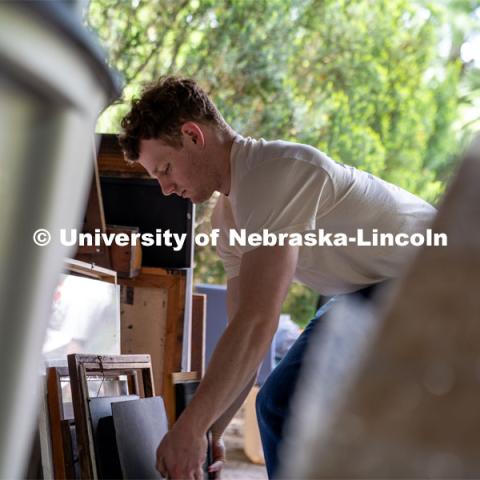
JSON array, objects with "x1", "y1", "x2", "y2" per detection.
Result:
[
  {"x1": 47, "y1": 367, "x2": 69, "y2": 479},
  {"x1": 119, "y1": 268, "x2": 187, "y2": 426},
  {"x1": 97, "y1": 133, "x2": 148, "y2": 178},
  {"x1": 60, "y1": 420, "x2": 78, "y2": 479},
  {"x1": 107, "y1": 225, "x2": 142, "y2": 278},
  {"x1": 191, "y1": 294, "x2": 207, "y2": 378},
  {"x1": 121, "y1": 286, "x2": 168, "y2": 396},
  {"x1": 64, "y1": 257, "x2": 117, "y2": 284}
]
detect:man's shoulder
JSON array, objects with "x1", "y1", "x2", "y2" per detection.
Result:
[
  {"x1": 254, "y1": 137, "x2": 328, "y2": 163},
  {"x1": 234, "y1": 137, "x2": 335, "y2": 182}
]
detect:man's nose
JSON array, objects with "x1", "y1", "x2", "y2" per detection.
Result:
[{"x1": 158, "y1": 178, "x2": 176, "y2": 196}]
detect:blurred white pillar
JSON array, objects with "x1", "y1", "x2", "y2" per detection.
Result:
[{"x1": 0, "y1": 3, "x2": 120, "y2": 478}]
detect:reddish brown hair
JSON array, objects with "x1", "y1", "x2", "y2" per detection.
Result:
[{"x1": 118, "y1": 76, "x2": 226, "y2": 161}]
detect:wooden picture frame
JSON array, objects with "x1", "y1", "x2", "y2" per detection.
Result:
[
  {"x1": 67, "y1": 354, "x2": 155, "y2": 479},
  {"x1": 47, "y1": 367, "x2": 74, "y2": 479}
]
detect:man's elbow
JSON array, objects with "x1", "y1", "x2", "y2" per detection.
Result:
[{"x1": 237, "y1": 308, "x2": 279, "y2": 348}]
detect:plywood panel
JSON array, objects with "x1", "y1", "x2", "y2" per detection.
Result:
[
  {"x1": 120, "y1": 268, "x2": 187, "y2": 425},
  {"x1": 121, "y1": 286, "x2": 168, "y2": 395}
]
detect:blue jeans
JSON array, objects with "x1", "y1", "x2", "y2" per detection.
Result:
[{"x1": 256, "y1": 284, "x2": 381, "y2": 478}]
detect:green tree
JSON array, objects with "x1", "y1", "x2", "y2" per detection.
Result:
[{"x1": 87, "y1": 0, "x2": 474, "y2": 325}]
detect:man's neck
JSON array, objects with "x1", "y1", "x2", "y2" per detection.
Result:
[
  {"x1": 220, "y1": 131, "x2": 236, "y2": 196},
  {"x1": 208, "y1": 126, "x2": 237, "y2": 196}
]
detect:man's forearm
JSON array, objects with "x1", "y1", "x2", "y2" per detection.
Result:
[
  {"x1": 173, "y1": 245, "x2": 297, "y2": 442},
  {"x1": 177, "y1": 310, "x2": 276, "y2": 436},
  {"x1": 210, "y1": 373, "x2": 256, "y2": 439}
]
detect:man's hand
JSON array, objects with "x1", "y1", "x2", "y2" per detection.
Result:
[
  {"x1": 156, "y1": 420, "x2": 207, "y2": 480},
  {"x1": 208, "y1": 436, "x2": 226, "y2": 479}
]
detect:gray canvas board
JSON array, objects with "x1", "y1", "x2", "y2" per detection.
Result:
[
  {"x1": 112, "y1": 396, "x2": 168, "y2": 479},
  {"x1": 89, "y1": 395, "x2": 140, "y2": 435},
  {"x1": 89, "y1": 395, "x2": 139, "y2": 479}
]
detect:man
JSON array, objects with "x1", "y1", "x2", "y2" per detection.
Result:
[{"x1": 119, "y1": 76, "x2": 436, "y2": 479}]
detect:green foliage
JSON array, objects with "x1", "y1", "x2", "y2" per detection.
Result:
[
  {"x1": 282, "y1": 282, "x2": 319, "y2": 328},
  {"x1": 87, "y1": 0, "x2": 477, "y2": 325}
]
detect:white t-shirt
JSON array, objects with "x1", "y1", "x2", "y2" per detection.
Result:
[{"x1": 211, "y1": 136, "x2": 437, "y2": 295}]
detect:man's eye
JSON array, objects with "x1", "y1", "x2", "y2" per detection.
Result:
[{"x1": 164, "y1": 163, "x2": 170, "y2": 175}]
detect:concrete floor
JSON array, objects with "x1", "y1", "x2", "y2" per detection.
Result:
[
  {"x1": 222, "y1": 405, "x2": 267, "y2": 479},
  {"x1": 223, "y1": 448, "x2": 267, "y2": 479}
]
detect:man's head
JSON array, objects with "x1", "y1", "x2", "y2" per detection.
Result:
[
  {"x1": 119, "y1": 76, "x2": 228, "y2": 159},
  {"x1": 119, "y1": 77, "x2": 232, "y2": 203}
]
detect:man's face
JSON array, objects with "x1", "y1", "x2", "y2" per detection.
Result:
[{"x1": 138, "y1": 137, "x2": 214, "y2": 204}]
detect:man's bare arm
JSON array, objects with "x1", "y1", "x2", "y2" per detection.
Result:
[
  {"x1": 210, "y1": 276, "x2": 256, "y2": 439},
  {"x1": 156, "y1": 245, "x2": 298, "y2": 478},
  {"x1": 177, "y1": 244, "x2": 299, "y2": 435},
  {"x1": 210, "y1": 374, "x2": 256, "y2": 439}
]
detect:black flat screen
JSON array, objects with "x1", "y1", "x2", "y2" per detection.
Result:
[{"x1": 100, "y1": 176, "x2": 193, "y2": 268}]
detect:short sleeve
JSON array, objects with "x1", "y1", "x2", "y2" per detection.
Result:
[
  {"x1": 234, "y1": 156, "x2": 333, "y2": 238},
  {"x1": 211, "y1": 196, "x2": 242, "y2": 280}
]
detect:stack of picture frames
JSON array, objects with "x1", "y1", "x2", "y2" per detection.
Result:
[
  {"x1": 46, "y1": 357, "x2": 211, "y2": 479},
  {"x1": 47, "y1": 354, "x2": 168, "y2": 479},
  {"x1": 34, "y1": 134, "x2": 210, "y2": 479}
]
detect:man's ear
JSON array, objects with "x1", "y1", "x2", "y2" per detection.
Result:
[{"x1": 181, "y1": 122, "x2": 205, "y2": 148}]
